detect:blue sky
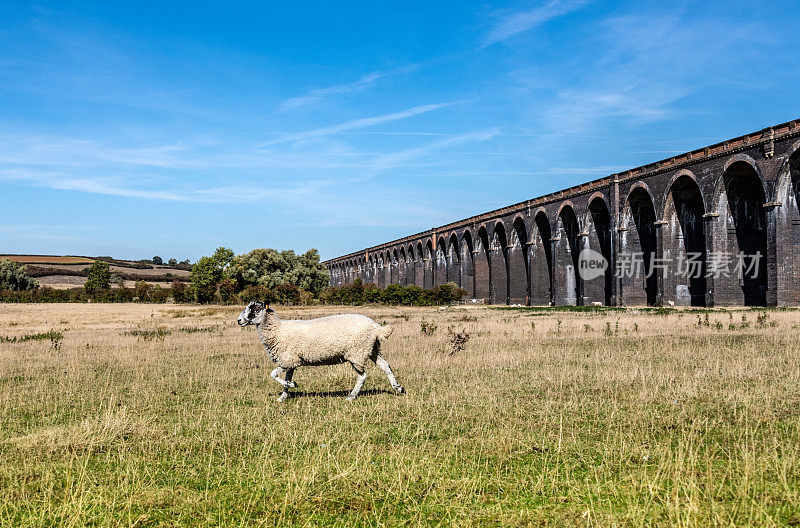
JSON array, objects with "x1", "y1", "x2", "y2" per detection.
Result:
[{"x1": 2, "y1": 1, "x2": 799, "y2": 261}]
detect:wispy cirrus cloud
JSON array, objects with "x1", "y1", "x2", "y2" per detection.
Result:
[
  {"x1": 0, "y1": 166, "x2": 337, "y2": 203},
  {"x1": 259, "y1": 102, "x2": 456, "y2": 146},
  {"x1": 482, "y1": 0, "x2": 589, "y2": 47},
  {"x1": 525, "y1": 10, "x2": 766, "y2": 133},
  {"x1": 369, "y1": 128, "x2": 501, "y2": 172},
  {"x1": 277, "y1": 66, "x2": 417, "y2": 112}
]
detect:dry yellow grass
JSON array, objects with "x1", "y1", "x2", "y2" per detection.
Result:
[{"x1": 0, "y1": 302, "x2": 798, "y2": 526}]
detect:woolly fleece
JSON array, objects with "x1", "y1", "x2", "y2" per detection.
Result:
[{"x1": 256, "y1": 310, "x2": 393, "y2": 372}]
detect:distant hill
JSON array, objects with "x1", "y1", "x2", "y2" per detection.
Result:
[{"x1": 1, "y1": 254, "x2": 191, "y2": 290}]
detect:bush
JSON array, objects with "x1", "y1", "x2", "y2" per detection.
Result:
[
  {"x1": 172, "y1": 280, "x2": 189, "y2": 303},
  {"x1": 364, "y1": 282, "x2": 382, "y2": 303},
  {"x1": 218, "y1": 279, "x2": 238, "y2": 304},
  {"x1": 0, "y1": 259, "x2": 39, "y2": 291},
  {"x1": 319, "y1": 282, "x2": 466, "y2": 306},
  {"x1": 238, "y1": 284, "x2": 275, "y2": 305},
  {"x1": 134, "y1": 281, "x2": 151, "y2": 302},
  {"x1": 274, "y1": 282, "x2": 301, "y2": 305},
  {"x1": 152, "y1": 256, "x2": 163, "y2": 265},
  {"x1": 298, "y1": 290, "x2": 314, "y2": 306},
  {"x1": 430, "y1": 282, "x2": 466, "y2": 305},
  {"x1": 382, "y1": 284, "x2": 405, "y2": 305},
  {"x1": 150, "y1": 285, "x2": 168, "y2": 303}
]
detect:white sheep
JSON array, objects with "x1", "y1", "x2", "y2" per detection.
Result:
[{"x1": 237, "y1": 301, "x2": 404, "y2": 401}]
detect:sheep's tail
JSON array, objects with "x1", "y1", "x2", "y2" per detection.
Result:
[{"x1": 376, "y1": 324, "x2": 394, "y2": 341}]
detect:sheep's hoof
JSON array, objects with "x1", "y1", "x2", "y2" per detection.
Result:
[
  {"x1": 394, "y1": 385, "x2": 405, "y2": 394},
  {"x1": 286, "y1": 381, "x2": 297, "y2": 389},
  {"x1": 277, "y1": 392, "x2": 290, "y2": 402},
  {"x1": 346, "y1": 395, "x2": 357, "y2": 401}
]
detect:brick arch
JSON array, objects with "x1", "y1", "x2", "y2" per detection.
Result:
[
  {"x1": 489, "y1": 221, "x2": 508, "y2": 305},
  {"x1": 446, "y1": 233, "x2": 461, "y2": 286},
  {"x1": 435, "y1": 236, "x2": 447, "y2": 286},
  {"x1": 459, "y1": 229, "x2": 475, "y2": 298},
  {"x1": 583, "y1": 195, "x2": 613, "y2": 305},
  {"x1": 415, "y1": 241, "x2": 425, "y2": 287},
  {"x1": 397, "y1": 246, "x2": 407, "y2": 286},
  {"x1": 474, "y1": 225, "x2": 491, "y2": 301},
  {"x1": 712, "y1": 154, "x2": 769, "y2": 213},
  {"x1": 394, "y1": 248, "x2": 404, "y2": 285},
  {"x1": 585, "y1": 191, "x2": 610, "y2": 213},
  {"x1": 367, "y1": 254, "x2": 378, "y2": 284},
  {"x1": 620, "y1": 184, "x2": 659, "y2": 306},
  {"x1": 554, "y1": 200, "x2": 579, "y2": 235},
  {"x1": 659, "y1": 170, "x2": 704, "y2": 222},
  {"x1": 376, "y1": 253, "x2": 386, "y2": 288},
  {"x1": 508, "y1": 216, "x2": 528, "y2": 305},
  {"x1": 712, "y1": 158, "x2": 768, "y2": 306},
  {"x1": 662, "y1": 173, "x2": 707, "y2": 306},
  {"x1": 424, "y1": 240, "x2": 434, "y2": 288},
  {"x1": 775, "y1": 145, "x2": 800, "y2": 305},
  {"x1": 529, "y1": 210, "x2": 552, "y2": 305},
  {"x1": 553, "y1": 203, "x2": 581, "y2": 305}
]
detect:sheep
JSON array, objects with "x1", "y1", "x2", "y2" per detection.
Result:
[
  {"x1": 591, "y1": 301, "x2": 602, "y2": 307},
  {"x1": 237, "y1": 301, "x2": 404, "y2": 402}
]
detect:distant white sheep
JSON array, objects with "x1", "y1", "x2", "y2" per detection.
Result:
[
  {"x1": 591, "y1": 301, "x2": 602, "y2": 307},
  {"x1": 237, "y1": 301, "x2": 404, "y2": 401}
]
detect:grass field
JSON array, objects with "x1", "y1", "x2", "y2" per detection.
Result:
[{"x1": 0, "y1": 303, "x2": 798, "y2": 527}]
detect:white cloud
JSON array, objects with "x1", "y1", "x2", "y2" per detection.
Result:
[
  {"x1": 529, "y1": 11, "x2": 764, "y2": 132},
  {"x1": 259, "y1": 102, "x2": 455, "y2": 146},
  {"x1": 0, "y1": 167, "x2": 337, "y2": 203},
  {"x1": 277, "y1": 72, "x2": 386, "y2": 112},
  {"x1": 483, "y1": 0, "x2": 589, "y2": 47},
  {"x1": 369, "y1": 128, "x2": 501, "y2": 172}
]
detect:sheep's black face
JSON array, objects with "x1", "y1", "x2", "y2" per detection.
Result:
[{"x1": 237, "y1": 301, "x2": 266, "y2": 326}]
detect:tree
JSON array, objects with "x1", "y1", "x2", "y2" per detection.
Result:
[
  {"x1": 190, "y1": 256, "x2": 223, "y2": 303},
  {"x1": 0, "y1": 259, "x2": 39, "y2": 291},
  {"x1": 85, "y1": 261, "x2": 111, "y2": 294},
  {"x1": 212, "y1": 247, "x2": 235, "y2": 269},
  {"x1": 152, "y1": 256, "x2": 163, "y2": 265},
  {"x1": 230, "y1": 248, "x2": 329, "y2": 296},
  {"x1": 168, "y1": 258, "x2": 178, "y2": 267}
]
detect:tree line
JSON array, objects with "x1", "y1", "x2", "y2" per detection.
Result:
[{"x1": 0, "y1": 250, "x2": 466, "y2": 306}]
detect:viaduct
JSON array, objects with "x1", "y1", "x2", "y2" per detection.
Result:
[{"x1": 323, "y1": 119, "x2": 800, "y2": 307}]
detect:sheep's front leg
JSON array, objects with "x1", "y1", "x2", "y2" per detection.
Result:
[
  {"x1": 374, "y1": 355, "x2": 404, "y2": 394},
  {"x1": 284, "y1": 368, "x2": 296, "y2": 389},
  {"x1": 272, "y1": 367, "x2": 296, "y2": 402},
  {"x1": 270, "y1": 367, "x2": 296, "y2": 388},
  {"x1": 347, "y1": 365, "x2": 367, "y2": 401},
  {"x1": 270, "y1": 366, "x2": 287, "y2": 387}
]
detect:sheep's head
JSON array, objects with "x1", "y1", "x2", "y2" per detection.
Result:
[{"x1": 237, "y1": 301, "x2": 268, "y2": 326}]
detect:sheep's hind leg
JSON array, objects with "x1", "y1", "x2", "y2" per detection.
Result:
[
  {"x1": 347, "y1": 365, "x2": 367, "y2": 401},
  {"x1": 374, "y1": 355, "x2": 404, "y2": 394}
]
